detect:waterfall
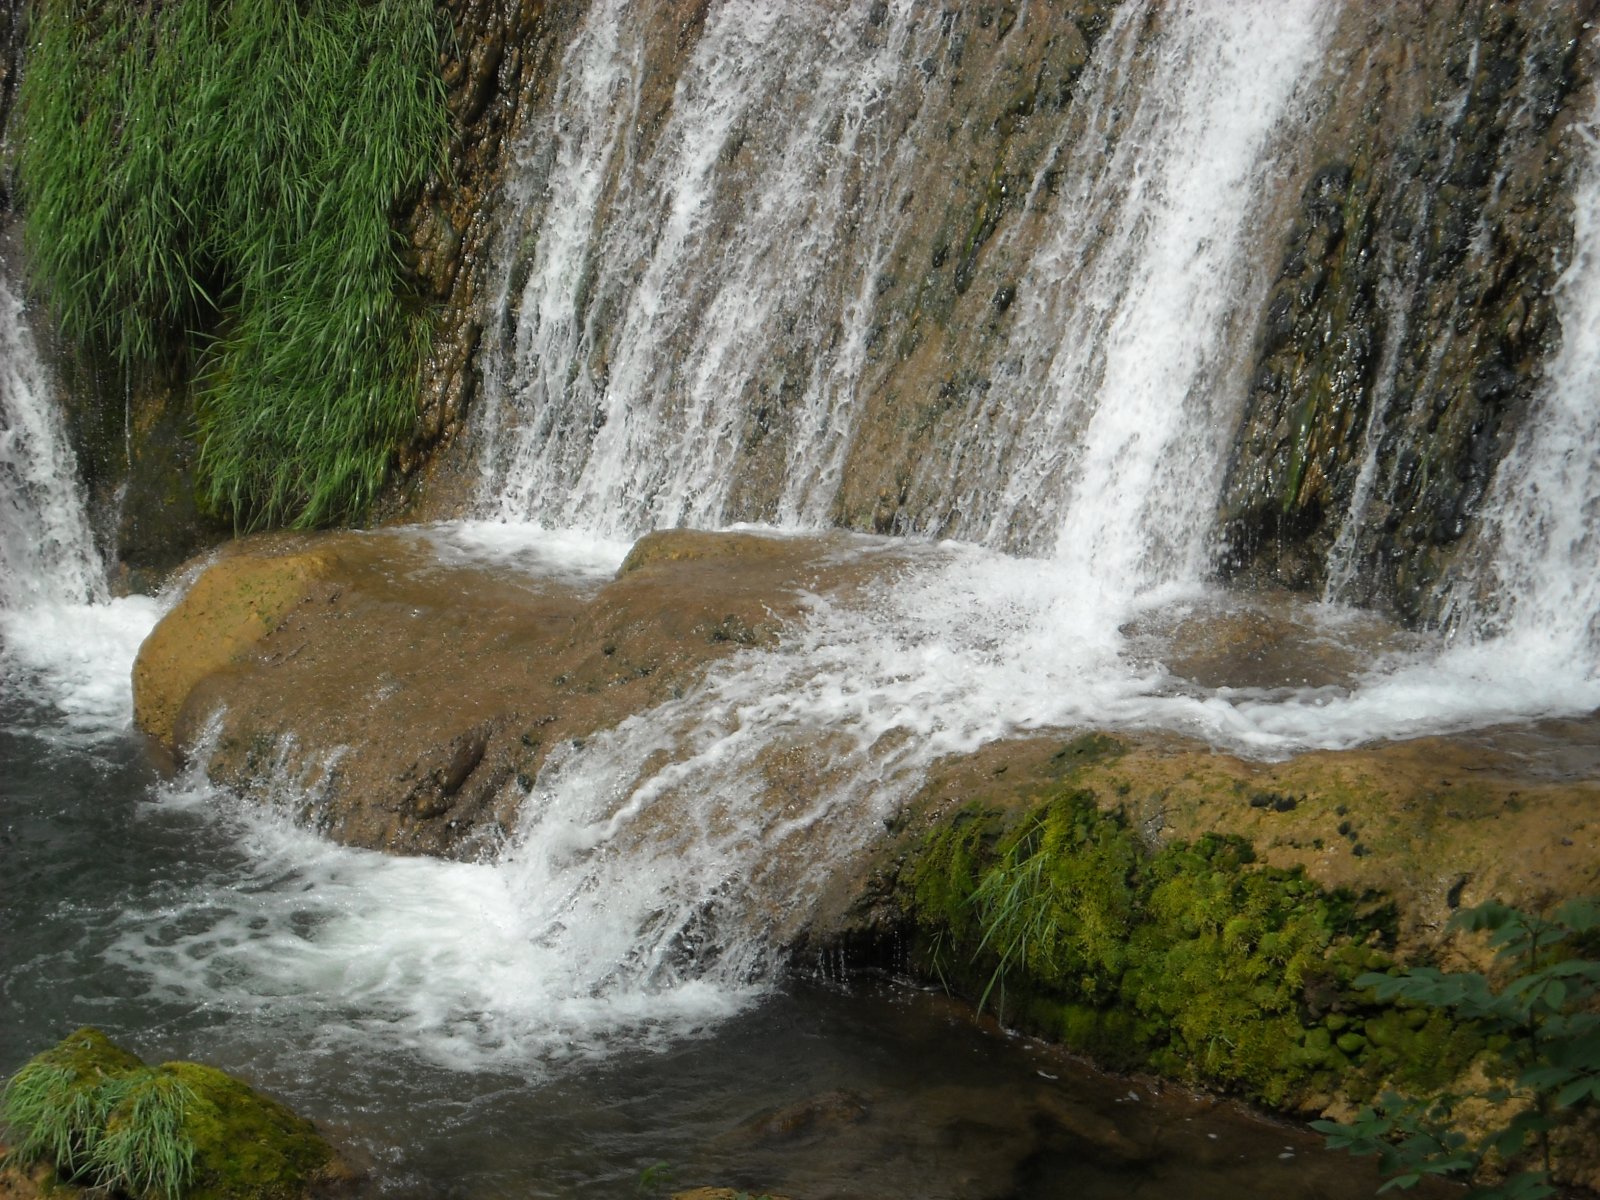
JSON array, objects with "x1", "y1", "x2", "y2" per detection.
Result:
[
  {"x1": 478, "y1": 0, "x2": 1335, "y2": 579},
  {"x1": 0, "y1": 268, "x2": 161, "y2": 738},
  {"x1": 1444, "y1": 101, "x2": 1600, "y2": 674},
  {"x1": 7, "y1": 0, "x2": 1599, "y2": 1095},
  {"x1": 0, "y1": 272, "x2": 103, "y2": 610},
  {"x1": 966, "y1": 0, "x2": 1330, "y2": 585},
  {"x1": 478, "y1": 0, "x2": 947, "y2": 533}
]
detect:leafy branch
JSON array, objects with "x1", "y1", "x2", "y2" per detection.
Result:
[{"x1": 1314, "y1": 898, "x2": 1600, "y2": 1197}]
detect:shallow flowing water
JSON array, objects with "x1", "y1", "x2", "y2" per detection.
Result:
[{"x1": 1, "y1": 658, "x2": 1417, "y2": 1200}]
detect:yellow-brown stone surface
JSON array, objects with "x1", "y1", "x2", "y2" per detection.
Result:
[
  {"x1": 138, "y1": 527, "x2": 890, "y2": 858},
  {"x1": 132, "y1": 539, "x2": 339, "y2": 744}
]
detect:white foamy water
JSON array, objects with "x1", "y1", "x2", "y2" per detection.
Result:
[
  {"x1": 0, "y1": 270, "x2": 165, "y2": 741},
  {"x1": 938, "y1": 0, "x2": 1333, "y2": 571},
  {"x1": 0, "y1": 274, "x2": 103, "y2": 610},
  {"x1": 481, "y1": 0, "x2": 947, "y2": 533},
  {"x1": 0, "y1": 596, "x2": 164, "y2": 739},
  {"x1": 418, "y1": 519, "x2": 632, "y2": 580},
  {"x1": 102, "y1": 722, "x2": 759, "y2": 1071}
]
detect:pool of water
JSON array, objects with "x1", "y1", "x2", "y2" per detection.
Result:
[{"x1": 0, "y1": 676, "x2": 1421, "y2": 1200}]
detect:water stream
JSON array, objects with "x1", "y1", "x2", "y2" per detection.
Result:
[{"x1": 3, "y1": 0, "x2": 1599, "y2": 1194}]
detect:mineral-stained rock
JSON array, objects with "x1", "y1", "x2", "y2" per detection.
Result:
[
  {"x1": 136, "y1": 527, "x2": 889, "y2": 858},
  {"x1": 817, "y1": 722, "x2": 1600, "y2": 969},
  {"x1": 132, "y1": 540, "x2": 340, "y2": 744},
  {"x1": 1218, "y1": 0, "x2": 1600, "y2": 622}
]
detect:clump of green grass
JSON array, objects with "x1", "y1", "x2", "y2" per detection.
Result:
[
  {"x1": 3, "y1": 1028, "x2": 338, "y2": 1200},
  {"x1": 17, "y1": 0, "x2": 446, "y2": 528},
  {"x1": 2, "y1": 1061, "x2": 114, "y2": 1176},
  {"x1": 93, "y1": 1070, "x2": 198, "y2": 1200},
  {"x1": 1, "y1": 1028, "x2": 195, "y2": 1199}
]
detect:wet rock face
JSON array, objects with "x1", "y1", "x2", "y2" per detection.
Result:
[
  {"x1": 397, "y1": 0, "x2": 1123, "y2": 528},
  {"x1": 0, "y1": 1, "x2": 19, "y2": 203},
  {"x1": 136, "y1": 528, "x2": 886, "y2": 858},
  {"x1": 1219, "y1": 0, "x2": 1599, "y2": 623},
  {"x1": 392, "y1": 0, "x2": 559, "y2": 504}
]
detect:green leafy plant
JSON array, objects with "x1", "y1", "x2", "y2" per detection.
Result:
[
  {"x1": 969, "y1": 800, "x2": 1137, "y2": 1014},
  {"x1": 1314, "y1": 898, "x2": 1600, "y2": 1198},
  {"x1": 17, "y1": 0, "x2": 445, "y2": 528}
]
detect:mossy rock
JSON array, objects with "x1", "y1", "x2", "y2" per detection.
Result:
[
  {"x1": 155, "y1": 1062, "x2": 347, "y2": 1200},
  {"x1": 1, "y1": 1029, "x2": 347, "y2": 1200},
  {"x1": 896, "y1": 788, "x2": 1495, "y2": 1111}
]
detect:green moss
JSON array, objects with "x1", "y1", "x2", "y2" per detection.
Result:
[
  {"x1": 159, "y1": 1063, "x2": 335, "y2": 1200},
  {"x1": 1, "y1": 1030, "x2": 338, "y2": 1200},
  {"x1": 900, "y1": 787, "x2": 1487, "y2": 1109},
  {"x1": 17, "y1": 0, "x2": 446, "y2": 529}
]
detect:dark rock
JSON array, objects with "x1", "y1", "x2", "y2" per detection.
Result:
[{"x1": 1218, "y1": 0, "x2": 1598, "y2": 625}]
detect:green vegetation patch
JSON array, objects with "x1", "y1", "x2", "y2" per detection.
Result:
[
  {"x1": 17, "y1": 0, "x2": 446, "y2": 528},
  {"x1": 904, "y1": 789, "x2": 1482, "y2": 1106},
  {"x1": 1317, "y1": 900, "x2": 1600, "y2": 1198},
  {"x1": 2, "y1": 1028, "x2": 338, "y2": 1200}
]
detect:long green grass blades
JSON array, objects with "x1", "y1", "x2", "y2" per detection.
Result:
[
  {"x1": 91, "y1": 1071, "x2": 198, "y2": 1200},
  {"x1": 2, "y1": 1059, "x2": 197, "y2": 1200},
  {"x1": 1, "y1": 1061, "x2": 112, "y2": 1174},
  {"x1": 16, "y1": 0, "x2": 446, "y2": 528}
]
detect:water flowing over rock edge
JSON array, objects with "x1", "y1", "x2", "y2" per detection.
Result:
[{"x1": 127, "y1": 525, "x2": 1600, "y2": 1191}]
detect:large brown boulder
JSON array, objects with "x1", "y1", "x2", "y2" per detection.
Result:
[{"x1": 134, "y1": 526, "x2": 888, "y2": 858}]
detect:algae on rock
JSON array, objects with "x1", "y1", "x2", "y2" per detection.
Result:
[{"x1": 900, "y1": 788, "x2": 1484, "y2": 1109}]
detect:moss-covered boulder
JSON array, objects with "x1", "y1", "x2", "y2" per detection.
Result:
[
  {"x1": 0, "y1": 1028, "x2": 349, "y2": 1200},
  {"x1": 894, "y1": 788, "x2": 1487, "y2": 1110},
  {"x1": 809, "y1": 723, "x2": 1600, "y2": 1186}
]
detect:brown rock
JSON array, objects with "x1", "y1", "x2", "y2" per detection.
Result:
[
  {"x1": 146, "y1": 527, "x2": 887, "y2": 858},
  {"x1": 132, "y1": 539, "x2": 339, "y2": 744},
  {"x1": 821, "y1": 720, "x2": 1600, "y2": 968}
]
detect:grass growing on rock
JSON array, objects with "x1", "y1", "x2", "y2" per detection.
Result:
[
  {"x1": 1, "y1": 1028, "x2": 341, "y2": 1200},
  {"x1": 16, "y1": 0, "x2": 445, "y2": 528}
]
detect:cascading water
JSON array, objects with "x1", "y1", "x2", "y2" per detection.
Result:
[
  {"x1": 4, "y1": 0, "x2": 1600, "y2": 1193},
  {"x1": 0, "y1": 269, "x2": 160, "y2": 737},
  {"x1": 1444, "y1": 104, "x2": 1600, "y2": 666},
  {"x1": 479, "y1": 0, "x2": 1337, "y2": 571},
  {"x1": 0, "y1": 272, "x2": 103, "y2": 610},
  {"x1": 478, "y1": 0, "x2": 960, "y2": 533}
]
